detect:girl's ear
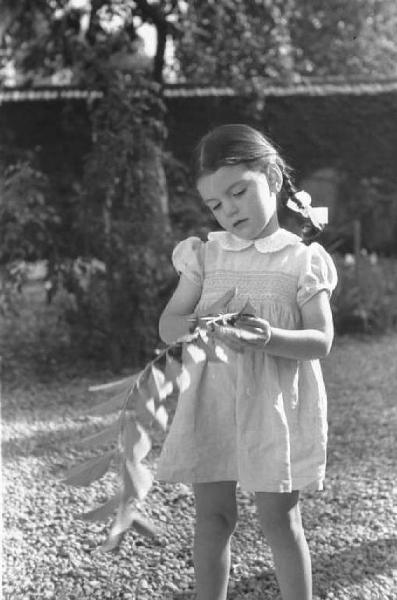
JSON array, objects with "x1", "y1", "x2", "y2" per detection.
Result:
[{"x1": 266, "y1": 164, "x2": 283, "y2": 193}]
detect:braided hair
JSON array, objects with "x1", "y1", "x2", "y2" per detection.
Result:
[{"x1": 194, "y1": 124, "x2": 323, "y2": 244}]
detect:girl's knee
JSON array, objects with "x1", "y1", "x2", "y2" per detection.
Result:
[
  {"x1": 263, "y1": 509, "x2": 302, "y2": 542},
  {"x1": 255, "y1": 492, "x2": 304, "y2": 543},
  {"x1": 196, "y1": 508, "x2": 238, "y2": 537},
  {"x1": 194, "y1": 481, "x2": 238, "y2": 537}
]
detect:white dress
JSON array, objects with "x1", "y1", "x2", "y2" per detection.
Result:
[{"x1": 157, "y1": 228, "x2": 338, "y2": 493}]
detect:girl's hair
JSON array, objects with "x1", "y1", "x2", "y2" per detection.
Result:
[{"x1": 193, "y1": 123, "x2": 321, "y2": 244}]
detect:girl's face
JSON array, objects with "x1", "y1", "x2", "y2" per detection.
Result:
[{"x1": 197, "y1": 164, "x2": 280, "y2": 240}]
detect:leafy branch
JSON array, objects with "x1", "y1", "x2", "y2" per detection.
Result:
[{"x1": 62, "y1": 306, "x2": 254, "y2": 552}]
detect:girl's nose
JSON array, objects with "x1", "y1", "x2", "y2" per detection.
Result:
[{"x1": 224, "y1": 199, "x2": 239, "y2": 217}]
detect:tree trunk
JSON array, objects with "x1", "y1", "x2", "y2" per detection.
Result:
[
  {"x1": 140, "y1": 139, "x2": 171, "y2": 236},
  {"x1": 103, "y1": 186, "x2": 124, "y2": 372}
]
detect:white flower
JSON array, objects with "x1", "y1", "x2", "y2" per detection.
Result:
[
  {"x1": 369, "y1": 253, "x2": 378, "y2": 265},
  {"x1": 344, "y1": 253, "x2": 355, "y2": 266}
]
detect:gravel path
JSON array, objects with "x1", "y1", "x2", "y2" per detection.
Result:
[{"x1": 2, "y1": 334, "x2": 397, "y2": 599}]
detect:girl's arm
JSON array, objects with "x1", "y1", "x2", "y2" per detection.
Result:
[
  {"x1": 265, "y1": 291, "x2": 334, "y2": 360},
  {"x1": 159, "y1": 275, "x2": 202, "y2": 344},
  {"x1": 159, "y1": 280, "x2": 238, "y2": 345}
]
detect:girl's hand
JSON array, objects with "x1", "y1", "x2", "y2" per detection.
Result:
[
  {"x1": 231, "y1": 315, "x2": 272, "y2": 349},
  {"x1": 196, "y1": 288, "x2": 244, "y2": 352},
  {"x1": 195, "y1": 289, "x2": 272, "y2": 352}
]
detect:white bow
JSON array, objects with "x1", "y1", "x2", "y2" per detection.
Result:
[{"x1": 286, "y1": 190, "x2": 328, "y2": 229}]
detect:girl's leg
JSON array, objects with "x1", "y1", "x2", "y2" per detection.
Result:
[
  {"x1": 255, "y1": 491, "x2": 312, "y2": 600},
  {"x1": 193, "y1": 481, "x2": 238, "y2": 600}
]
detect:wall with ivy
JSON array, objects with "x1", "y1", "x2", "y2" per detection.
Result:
[
  {"x1": 166, "y1": 92, "x2": 397, "y2": 181},
  {"x1": 2, "y1": 90, "x2": 397, "y2": 253}
]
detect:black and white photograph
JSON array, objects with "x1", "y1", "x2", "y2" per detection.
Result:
[{"x1": 1, "y1": 1, "x2": 396, "y2": 598}]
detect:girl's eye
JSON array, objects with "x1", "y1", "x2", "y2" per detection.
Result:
[
  {"x1": 212, "y1": 203, "x2": 221, "y2": 211},
  {"x1": 233, "y1": 188, "x2": 246, "y2": 197}
]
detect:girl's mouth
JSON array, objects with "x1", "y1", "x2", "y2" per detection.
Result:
[{"x1": 233, "y1": 219, "x2": 248, "y2": 228}]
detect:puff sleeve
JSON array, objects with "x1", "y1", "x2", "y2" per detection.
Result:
[
  {"x1": 172, "y1": 236, "x2": 204, "y2": 286},
  {"x1": 297, "y1": 242, "x2": 338, "y2": 308}
]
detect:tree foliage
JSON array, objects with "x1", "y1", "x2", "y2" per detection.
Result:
[
  {"x1": 0, "y1": 0, "x2": 184, "y2": 85},
  {"x1": 290, "y1": 0, "x2": 397, "y2": 78},
  {"x1": 174, "y1": 0, "x2": 297, "y2": 92},
  {"x1": 4, "y1": 0, "x2": 396, "y2": 90},
  {"x1": 175, "y1": 0, "x2": 397, "y2": 86},
  {"x1": 0, "y1": 160, "x2": 60, "y2": 264}
]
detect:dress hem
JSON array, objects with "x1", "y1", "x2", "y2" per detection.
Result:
[{"x1": 157, "y1": 472, "x2": 324, "y2": 493}]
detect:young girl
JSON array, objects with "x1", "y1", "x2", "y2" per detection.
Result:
[{"x1": 157, "y1": 124, "x2": 337, "y2": 600}]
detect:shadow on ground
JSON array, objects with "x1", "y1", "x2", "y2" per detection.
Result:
[{"x1": 167, "y1": 536, "x2": 396, "y2": 599}]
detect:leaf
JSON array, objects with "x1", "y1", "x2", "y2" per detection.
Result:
[
  {"x1": 124, "y1": 459, "x2": 153, "y2": 501},
  {"x1": 98, "y1": 531, "x2": 125, "y2": 553},
  {"x1": 78, "y1": 492, "x2": 121, "y2": 522},
  {"x1": 107, "y1": 501, "x2": 136, "y2": 538},
  {"x1": 153, "y1": 405, "x2": 168, "y2": 431},
  {"x1": 176, "y1": 330, "x2": 200, "y2": 343},
  {"x1": 176, "y1": 362, "x2": 191, "y2": 393},
  {"x1": 134, "y1": 389, "x2": 157, "y2": 428},
  {"x1": 78, "y1": 422, "x2": 119, "y2": 449},
  {"x1": 134, "y1": 387, "x2": 170, "y2": 431},
  {"x1": 131, "y1": 515, "x2": 159, "y2": 539},
  {"x1": 98, "y1": 500, "x2": 136, "y2": 553},
  {"x1": 124, "y1": 382, "x2": 141, "y2": 411},
  {"x1": 185, "y1": 341, "x2": 207, "y2": 363},
  {"x1": 87, "y1": 390, "x2": 128, "y2": 416},
  {"x1": 165, "y1": 351, "x2": 182, "y2": 383},
  {"x1": 199, "y1": 328, "x2": 229, "y2": 362},
  {"x1": 123, "y1": 417, "x2": 152, "y2": 462},
  {"x1": 99, "y1": 509, "x2": 158, "y2": 552},
  {"x1": 239, "y1": 299, "x2": 256, "y2": 316},
  {"x1": 63, "y1": 451, "x2": 114, "y2": 487},
  {"x1": 213, "y1": 344, "x2": 229, "y2": 362},
  {"x1": 88, "y1": 372, "x2": 141, "y2": 393},
  {"x1": 197, "y1": 330, "x2": 222, "y2": 362},
  {"x1": 148, "y1": 363, "x2": 173, "y2": 404}
]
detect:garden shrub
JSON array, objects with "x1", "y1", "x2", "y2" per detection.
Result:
[
  {"x1": 0, "y1": 158, "x2": 60, "y2": 316},
  {"x1": 165, "y1": 152, "x2": 217, "y2": 240},
  {"x1": 332, "y1": 252, "x2": 397, "y2": 334}
]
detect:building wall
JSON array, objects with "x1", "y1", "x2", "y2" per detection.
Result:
[{"x1": 1, "y1": 91, "x2": 397, "y2": 252}]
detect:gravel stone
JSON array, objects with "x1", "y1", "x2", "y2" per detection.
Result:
[{"x1": 3, "y1": 334, "x2": 397, "y2": 598}]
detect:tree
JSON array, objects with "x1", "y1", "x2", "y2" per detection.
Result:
[
  {"x1": 0, "y1": 1, "x2": 184, "y2": 368},
  {"x1": 174, "y1": 0, "x2": 297, "y2": 93},
  {"x1": 0, "y1": 0, "x2": 184, "y2": 85},
  {"x1": 175, "y1": 0, "x2": 397, "y2": 85},
  {"x1": 290, "y1": 0, "x2": 397, "y2": 78}
]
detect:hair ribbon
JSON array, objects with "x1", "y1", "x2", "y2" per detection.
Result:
[{"x1": 286, "y1": 190, "x2": 328, "y2": 230}]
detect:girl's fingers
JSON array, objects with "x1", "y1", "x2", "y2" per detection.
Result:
[
  {"x1": 236, "y1": 315, "x2": 264, "y2": 327},
  {"x1": 212, "y1": 325, "x2": 245, "y2": 352},
  {"x1": 211, "y1": 324, "x2": 270, "y2": 352},
  {"x1": 236, "y1": 317, "x2": 271, "y2": 336}
]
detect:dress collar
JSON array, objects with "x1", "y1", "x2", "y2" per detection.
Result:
[{"x1": 207, "y1": 228, "x2": 301, "y2": 253}]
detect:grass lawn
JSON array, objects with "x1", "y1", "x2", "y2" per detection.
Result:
[{"x1": 1, "y1": 287, "x2": 396, "y2": 599}]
